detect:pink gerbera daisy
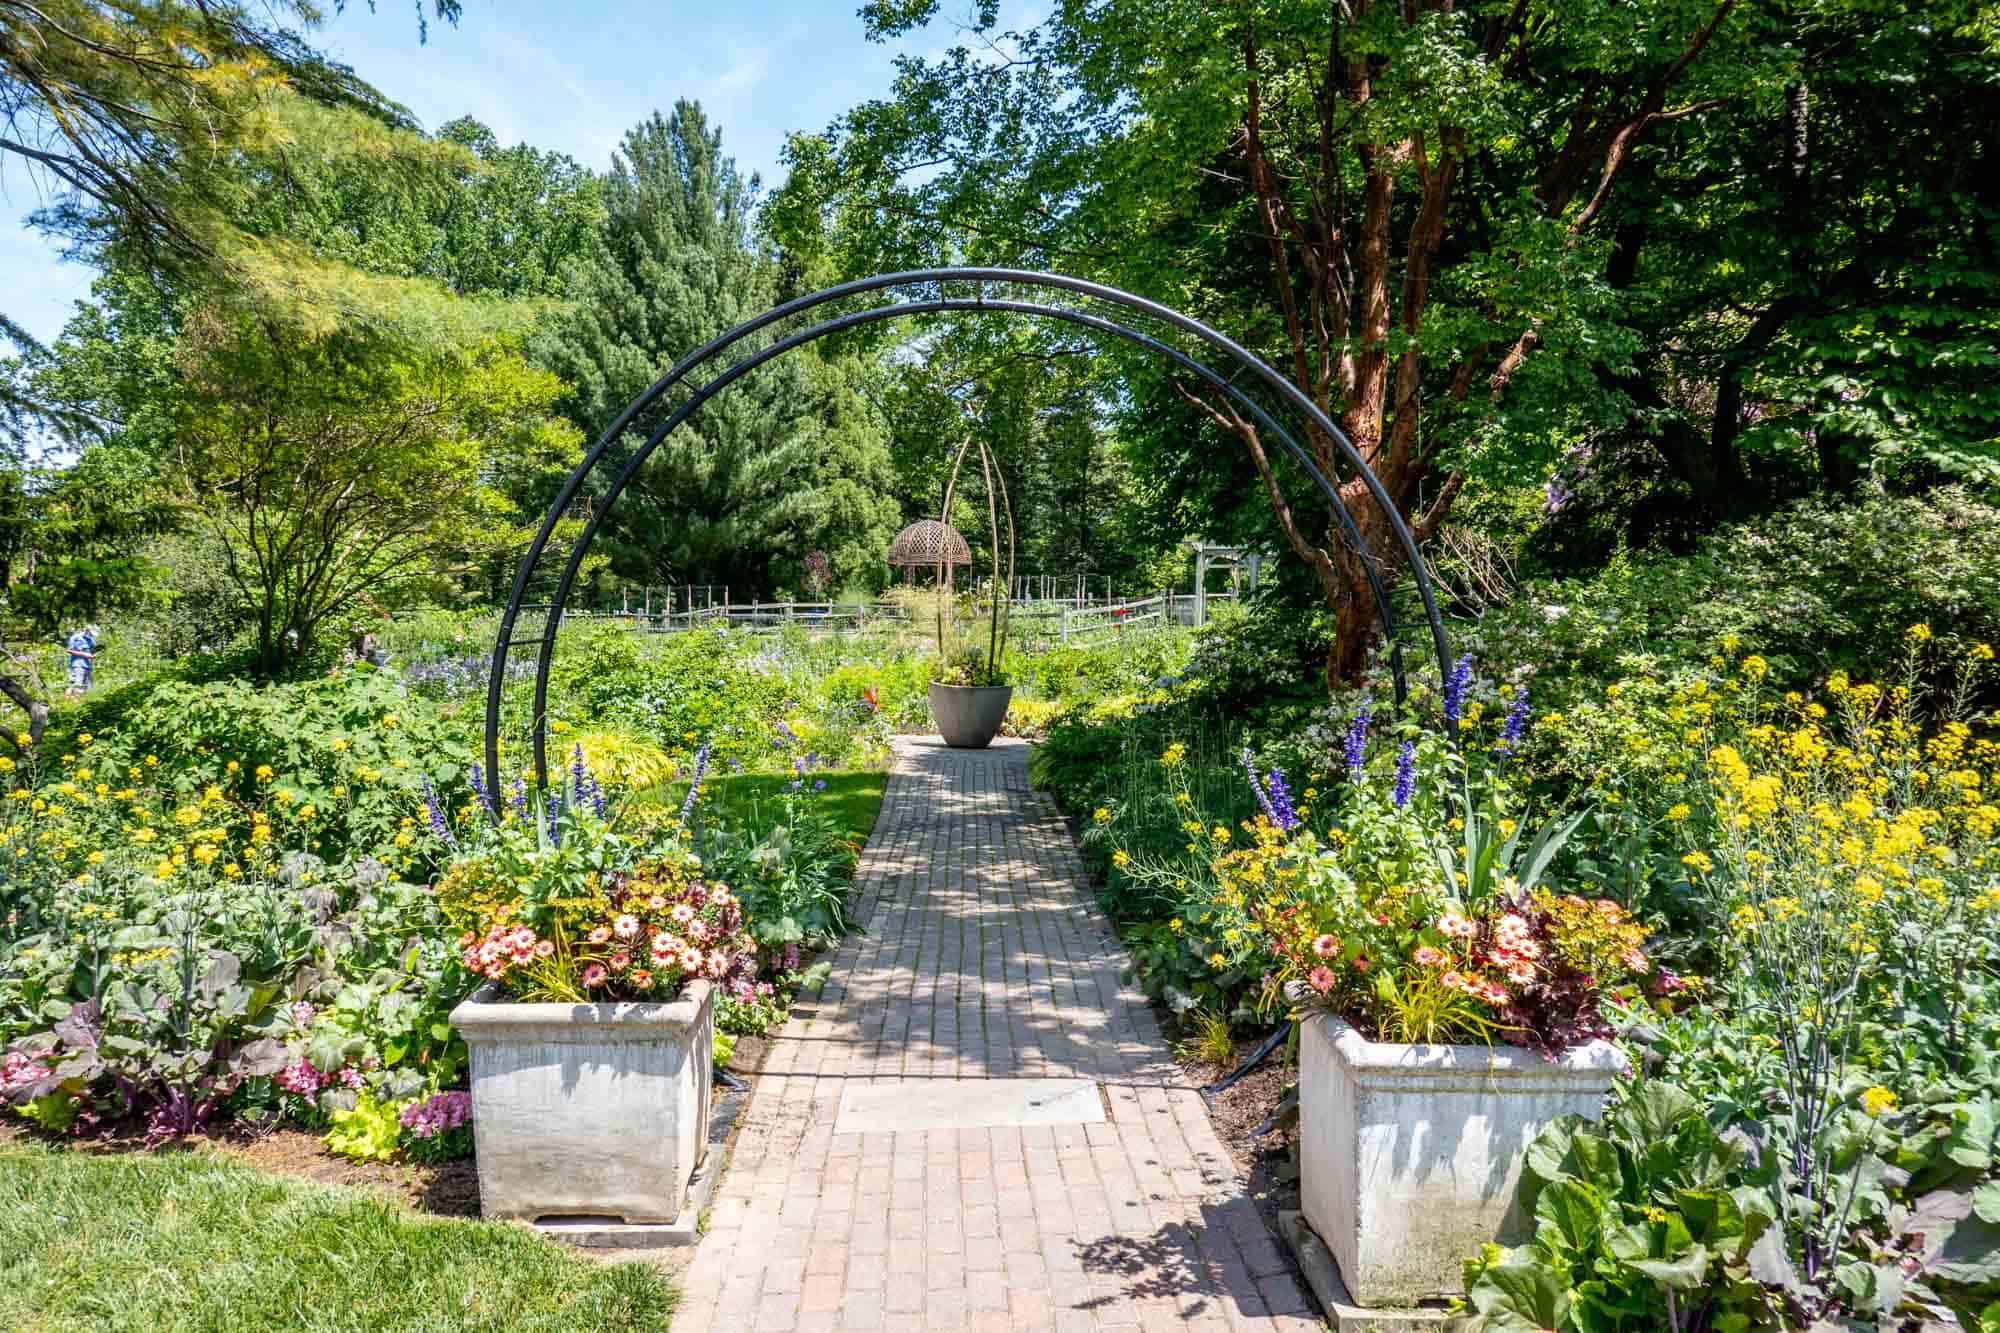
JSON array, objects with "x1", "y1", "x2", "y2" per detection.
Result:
[
  {"x1": 610, "y1": 950, "x2": 631, "y2": 972},
  {"x1": 581, "y1": 963, "x2": 608, "y2": 988},
  {"x1": 588, "y1": 926, "x2": 612, "y2": 945},
  {"x1": 1437, "y1": 911, "x2": 1476, "y2": 939},
  {"x1": 1308, "y1": 965, "x2": 1336, "y2": 993},
  {"x1": 534, "y1": 939, "x2": 555, "y2": 958},
  {"x1": 1310, "y1": 933, "x2": 1340, "y2": 959},
  {"x1": 631, "y1": 968, "x2": 654, "y2": 989},
  {"x1": 613, "y1": 914, "x2": 641, "y2": 940},
  {"x1": 1413, "y1": 946, "x2": 1445, "y2": 967}
]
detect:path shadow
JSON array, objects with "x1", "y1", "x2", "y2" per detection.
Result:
[{"x1": 1069, "y1": 1199, "x2": 1300, "y2": 1321}]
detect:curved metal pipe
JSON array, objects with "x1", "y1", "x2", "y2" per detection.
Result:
[{"x1": 489, "y1": 272, "x2": 1452, "y2": 792}]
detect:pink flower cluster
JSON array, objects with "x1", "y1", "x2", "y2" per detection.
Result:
[
  {"x1": 1488, "y1": 913, "x2": 1543, "y2": 986},
  {"x1": 274, "y1": 1059, "x2": 362, "y2": 1097},
  {"x1": 275, "y1": 1060, "x2": 322, "y2": 1097},
  {"x1": 460, "y1": 922, "x2": 557, "y2": 982},
  {"x1": 399, "y1": 1090, "x2": 472, "y2": 1140},
  {"x1": 2, "y1": 1049, "x2": 50, "y2": 1094}
]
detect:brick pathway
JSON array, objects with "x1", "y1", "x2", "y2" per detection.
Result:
[{"x1": 674, "y1": 738, "x2": 1319, "y2": 1332}]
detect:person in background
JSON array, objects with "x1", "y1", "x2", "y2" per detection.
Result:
[{"x1": 64, "y1": 624, "x2": 99, "y2": 697}]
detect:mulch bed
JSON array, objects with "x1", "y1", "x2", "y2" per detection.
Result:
[{"x1": 1175, "y1": 1045, "x2": 1303, "y2": 1240}]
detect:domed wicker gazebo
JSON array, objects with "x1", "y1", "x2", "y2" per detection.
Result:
[{"x1": 886, "y1": 518, "x2": 973, "y2": 582}]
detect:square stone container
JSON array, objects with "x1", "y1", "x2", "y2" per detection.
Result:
[
  {"x1": 1299, "y1": 1012, "x2": 1625, "y2": 1307},
  {"x1": 451, "y1": 979, "x2": 714, "y2": 1224}
]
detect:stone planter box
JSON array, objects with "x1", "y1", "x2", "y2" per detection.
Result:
[
  {"x1": 928, "y1": 681, "x2": 1012, "y2": 748},
  {"x1": 451, "y1": 979, "x2": 714, "y2": 1224},
  {"x1": 1299, "y1": 1012, "x2": 1626, "y2": 1307}
]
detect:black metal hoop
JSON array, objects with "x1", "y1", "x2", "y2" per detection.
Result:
[{"x1": 486, "y1": 269, "x2": 1453, "y2": 793}]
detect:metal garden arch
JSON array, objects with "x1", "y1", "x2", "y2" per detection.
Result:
[{"x1": 486, "y1": 268, "x2": 1453, "y2": 792}]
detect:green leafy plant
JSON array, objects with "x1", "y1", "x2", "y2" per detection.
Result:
[
  {"x1": 1462, "y1": 1081, "x2": 1783, "y2": 1332},
  {"x1": 322, "y1": 1091, "x2": 404, "y2": 1162}
]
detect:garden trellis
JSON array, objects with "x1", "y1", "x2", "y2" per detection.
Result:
[{"x1": 487, "y1": 269, "x2": 1453, "y2": 793}]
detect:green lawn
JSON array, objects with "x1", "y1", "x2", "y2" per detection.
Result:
[
  {"x1": 0, "y1": 1139, "x2": 673, "y2": 1332},
  {"x1": 663, "y1": 768, "x2": 889, "y2": 851}
]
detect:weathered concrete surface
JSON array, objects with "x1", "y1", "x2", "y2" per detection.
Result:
[
  {"x1": 674, "y1": 738, "x2": 1320, "y2": 1331},
  {"x1": 1278, "y1": 1212, "x2": 1458, "y2": 1333},
  {"x1": 453, "y1": 978, "x2": 714, "y2": 1225},
  {"x1": 1299, "y1": 1013, "x2": 1625, "y2": 1307},
  {"x1": 835, "y1": 1076, "x2": 1105, "y2": 1135}
]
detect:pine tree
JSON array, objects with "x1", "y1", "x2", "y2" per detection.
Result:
[{"x1": 532, "y1": 102, "x2": 897, "y2": 599}]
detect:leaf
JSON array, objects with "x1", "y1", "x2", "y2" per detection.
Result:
[
  {"x1": 200, "y1": 951, "x2": 242, "y2": 1001},
  {"x1": 1626, "y1": 1243, "x2": 1714, "y2": 1291},
  {"x1": 1468, "y1": 1260, "x2": 1571, "y2": 1326},
  {"x1": 1945, "y1": 1097, "x2": 1997, "y2": 1171},
  {"x1": 1832, "y1": 1260, "x2": 1904, "y2": 1314},
  {"x1": 233, "y1": 1037, "x2": 287, "y2": 1077},
  {"x1": 50, "y1": 1005, "x2": 101, "y2": 1054},
  {"x1": 1534, "y1": 1180, "x2": 1607, "y2": 1253},
  {"x1": 1676, "y1": 1188, "x2": 1745, "y2": 1249},
  {"x1": 1975, "y1": 1181, "x2": 2000, "y2": 1224},
  {"x1": 1617, "y1": 1082, "x2": 1700, "y2": 1149},
  {"x1": 1933, "y1": 1215, "x2": 2000, "y2": 1285}
]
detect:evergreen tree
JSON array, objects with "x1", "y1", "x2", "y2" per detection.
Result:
[{"x1": 531, "y1": 102, "x2": 898, "y2": 600}]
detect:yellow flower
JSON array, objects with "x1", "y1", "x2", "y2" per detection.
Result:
[
  {"x1": 1092, "y1": 807, "x2": 1112, "y2": 825},
  {"x1": 255, "y1": 764, "x2": 275, "y2": 781},
  {"x1": 1905, "y1": 623, "x2": 1933, "y2": 644},
  {"x1": 1860, "y1": 1086, "x2": 1897, "y2": 1117},
  {"x1": 1971, "y1": 643, "x2": 1995, "y2": 663},
  {"x1": 1740, "y1": 655, "x2": 1768, "y2": 682},
  {"x1": 1667, "y1": 803, "x2": 1692, "y2": 822},
  {"x1": 1682, "y1": 850, "x2": 1713, "y2": 874},
  {"x1": 1161, "y1": 742, "x2": 1187, "y2": 767},
  {"x1": 1111, "y1": 849, "x2": 1132, "y2": 868},
  {"x1": 1208, "y1": 953, "x2": 1225, "y2": 968},
  {"x1": 226, "y1": 760, "x2": 240, "y2": 774}
]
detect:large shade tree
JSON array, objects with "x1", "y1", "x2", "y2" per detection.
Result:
[{"x1": 774, "y1": 0, "x2": 1995, "y2": 684}]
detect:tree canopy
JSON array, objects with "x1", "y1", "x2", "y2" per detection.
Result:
[{"x1": 772, "y1": 0, "x2": 2000, "y2": 680}]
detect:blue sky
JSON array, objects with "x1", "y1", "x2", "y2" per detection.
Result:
[{"x1": 1, "y1": 1, "x2": 1012, "y2": 346}]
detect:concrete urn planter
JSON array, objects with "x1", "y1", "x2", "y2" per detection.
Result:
[
  {"x1": 928, "y1": 681, "x2": 1013, "y2": 749},
  {"x1": 1298, "y1": 1012, "x2": 1626, "y2": 1307},
  {"x1": 451, "y1": 979, "x2": 714, "y2": 1224}
]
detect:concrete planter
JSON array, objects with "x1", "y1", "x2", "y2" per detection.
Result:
[
  {"x1": 928, "y1": 681, "x2": 1013, "y2": 748},
  {"x1": 450, "y1": 979, "x2": 714, "y2": 1224},
  {"x1": 1298, "y1": 1012, "x2": 1626, "y2": 1307}
]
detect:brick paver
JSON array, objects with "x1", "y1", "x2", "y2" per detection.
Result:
[{"x1": 675, "y1": 738, "x2": 1319, "y2": 1332}]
